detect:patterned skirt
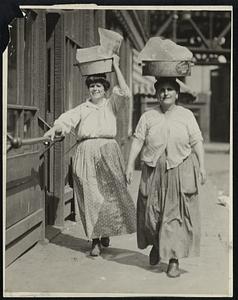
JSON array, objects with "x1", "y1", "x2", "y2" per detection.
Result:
[
  {"x1": 137, "y1": 152, "x2": 201, "y2": 260},
  {"x1": 73, "y1": 138, "x2": 136, "y2": 239}
]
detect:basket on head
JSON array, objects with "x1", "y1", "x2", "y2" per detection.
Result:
[
  {"x1": 142, "y1": 60, "x2": 192, "y2": 77},
  {"x1": 76, "y1": 28, "x2": 123, "y2": 76},
  {"x1": 76, "y1": 46, "x2": 113, "y2": 76},
  {"x1": 138, "y1": 37, "x2": 193, "y2": 77}
]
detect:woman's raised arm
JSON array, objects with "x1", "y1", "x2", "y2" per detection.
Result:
[{"x1": 112, "y1": 54, "x2": 131, "y2": 97}]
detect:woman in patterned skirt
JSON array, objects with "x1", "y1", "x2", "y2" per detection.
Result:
[
  {"x1": 44, "y1": 55, "x2": 136, "y2": 256},
  {"x1": 126, "y1": 77, "x2": 206, "y2": 277}
]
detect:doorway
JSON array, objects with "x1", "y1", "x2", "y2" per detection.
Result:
[{"x1": 210, "y1": 65, "x2": 230, "y2": 143}]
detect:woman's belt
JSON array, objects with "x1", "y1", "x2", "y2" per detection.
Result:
[{"x1": 77, "y1": 137, "x2": 115, "y2": 143}]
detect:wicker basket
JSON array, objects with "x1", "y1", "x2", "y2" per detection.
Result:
[
  {"x1": 79, "y1": 58, "x2": 113, "y2": 76},
  {"x1": 142, "y1": 60, "x2": 192, "y2": 77}
]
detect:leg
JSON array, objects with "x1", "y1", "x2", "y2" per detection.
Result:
[
  {"x1": 90, "y1": 238, "x2": 102, "y2": 256},
  {"x1": 149, "y1": 223, "x2": 161, "y2": 265},
  {"x1": 149, "y1": 244, "x2": 160, "y2": 265},
  {"x1": 101, "y1": 237, "x2": 110, "y2": 247},
  {"x1": 167, "y1": 258, "x2": 180, "y2": 278}
]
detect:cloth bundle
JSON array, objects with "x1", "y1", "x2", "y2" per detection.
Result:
[
  {"x1": 138, "y1": 37, "x2": 193, "y2": 62},
  {"x1": 138, "y1": 37, "x2": 193, "y2": 77},
  {"x1": 76, "y1": 28, "x2": 123, "y2": 75}
]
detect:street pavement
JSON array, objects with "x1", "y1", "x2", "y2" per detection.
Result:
[{"x1": 4, "y1": 151, "x2": 232, "y2": 297}]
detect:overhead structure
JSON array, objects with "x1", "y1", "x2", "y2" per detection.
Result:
[{"x1": 149, "y1": 10, "x2": 231, "y2": 65}]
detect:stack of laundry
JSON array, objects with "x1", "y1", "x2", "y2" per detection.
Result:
[
  {"x1": 138, "y1": 37, "x2": 193, "y2": 77},
  {"x1": 76, "y1": 28, "x2": 123, "y2": 76}
]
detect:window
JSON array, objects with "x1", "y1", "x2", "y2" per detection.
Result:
[
  {"x1": 8, "y1": 19, "x2": 18, "y2": 105},
  {"x1": 7, "y1": 109, "x2": 20, "y2": 137},
  {"x1": 24, "y1": 110, "x2": 35, "y2": 139},
  {"x1": 7, "y1": 105, "x2": 38, "y2": 154}
]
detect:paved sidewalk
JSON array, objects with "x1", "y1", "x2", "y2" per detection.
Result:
[{"x1": 4, "y1": 153, "x2": 232, "y2": 297}]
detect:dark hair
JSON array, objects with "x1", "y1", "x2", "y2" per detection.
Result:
[
  {"x1": 154, "y1": 77, "x2": 180, "y2": 94},
  {"x1": 85, "y1": 73, "x2": 110, "y2": 91}
]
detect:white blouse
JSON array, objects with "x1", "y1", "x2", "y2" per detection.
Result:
[
  {"x1": 54, "y1": 86, "x2": 129, "y2": 141},
  {"x1": 134, "y1": 105, "x2": 203, "y2": 169}
]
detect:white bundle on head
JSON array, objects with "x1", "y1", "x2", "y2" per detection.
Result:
[
  {"x1": 138, "y1": 37, "x2": 193, "y2": 61},
  {"x1": 98, "y1": 28, "x2": 123, "y2": 57}
]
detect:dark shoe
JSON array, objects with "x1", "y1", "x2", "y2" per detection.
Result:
[
  {"x1": 90, "y1": 239, "x2": 101, "y2": 256},
  {"x1": 167, "y1": 259, "x2": 180, "y2": 278},
  {"x1": 101, "y1": 237, "x2": 110, "y2": 247},
  {"x1": 149, "y1": 245, "x2": 160, "y2": 265}
]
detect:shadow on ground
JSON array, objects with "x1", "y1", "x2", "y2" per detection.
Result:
[{"x1": 50, "y1": 233, "x2": 187, "y2": 275}]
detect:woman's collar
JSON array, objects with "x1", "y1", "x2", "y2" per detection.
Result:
[
  {"x1": 160, "y1": 104, "x2": 177, "y2": 114},
  {"x1": 86, "y1": 97, "x2": 107, "y2": 108}
]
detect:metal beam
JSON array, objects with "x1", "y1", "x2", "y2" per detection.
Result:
[
  {"x1": 155, "y1": 14, "x2": 173, "y2": 36},
  {"x1": 114, "y1": 10, "x2": 145, "y2": 51},
  {"x1": 172, "y1": 11, "x2": 178, "y2": 42},
  {"x1": 218, "y1": 22, "x2": 231, "y2": 39},
  {"x1": 188, "y1": 46, "x2": 230, "y2": 54},
  {"x1": 209, "y1": 12, "x2": 214, "y2": 41},
  {"x1": 188, "y1": 18, "x2": 210, "y2": 48},
  {"x1": 130, "y1": 11, "x2": 149, "y2": 42}
]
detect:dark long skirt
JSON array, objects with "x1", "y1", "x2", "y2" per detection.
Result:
[{"x1": 137, "y1": 152, "x2": 201, "y2": 260}]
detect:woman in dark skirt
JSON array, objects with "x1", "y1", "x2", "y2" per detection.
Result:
[
  {"x1": 44, "y1": 55, "x2": 136, "y2": 257},
  {"x1": 126, "y1": 77, "x2": 206, "y2": 278}
]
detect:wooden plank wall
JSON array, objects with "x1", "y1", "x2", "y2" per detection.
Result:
[{"x1": 6, "y1": 11, "x2": 46, "y2": 266}]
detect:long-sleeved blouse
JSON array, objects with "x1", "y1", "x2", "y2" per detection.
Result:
[
  {"x1": 134, "y1": 104, "x2": 203, "y2": 169},
  {"x1": 54, "y1": 86, "x2": 129, "y2": 140}
]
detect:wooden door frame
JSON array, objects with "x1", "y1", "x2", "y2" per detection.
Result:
[
  {"x1": 51, "y1": 12, "x2": 65, "y2": 227},
  {"x1": 45, "y1": 13, "x2": 59, "y2": 226}
]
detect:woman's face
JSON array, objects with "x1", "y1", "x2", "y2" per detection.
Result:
[
  {"x1": 89, "y1": 82, "x2": 105, "y2": 100},
  {"x1": 156, "y1": 82, "x2": 178, "y2": 107}
]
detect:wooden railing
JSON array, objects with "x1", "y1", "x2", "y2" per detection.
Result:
[{"x1": 7, "y1": 134, "x2": 64, "y2": 152}]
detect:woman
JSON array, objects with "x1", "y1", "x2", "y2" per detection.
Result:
[
  {"x1": 126, "y1": 77, "x2": 206, "y2": 278},
  {"x1": 44, "y1": 55, "x2": 136, "y2": 257}
]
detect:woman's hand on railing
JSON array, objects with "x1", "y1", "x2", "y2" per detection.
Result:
[
  {"x1": 7, "y1": 126, "x2": 65, "y2": 152},
  {"x1": 44, "y1": 124, "x2": 63, "y2": 141}
]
